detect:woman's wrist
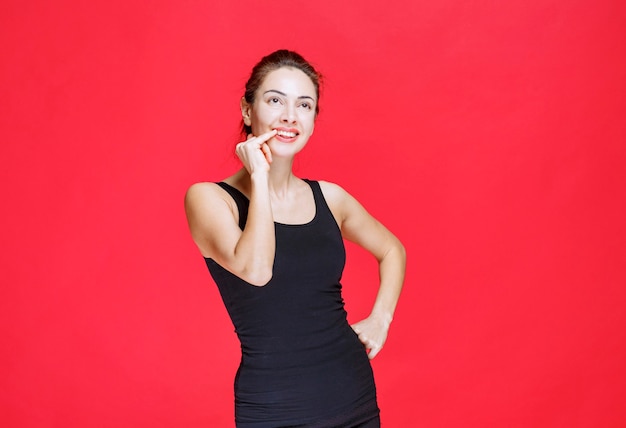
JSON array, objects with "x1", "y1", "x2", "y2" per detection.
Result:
[
  {"x1": 370, "y1": 309, "x2": 393, "y2": 328},
  {"x1": 249, "y1": 170, "x2": 269, "y2": 183}
]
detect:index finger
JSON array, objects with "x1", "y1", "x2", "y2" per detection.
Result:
[{"x1": 254, "y1": 129, "x2": 278, "y2": 143}]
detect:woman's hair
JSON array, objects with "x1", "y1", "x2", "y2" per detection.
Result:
[{"x1": 242, "y1": 49, "x2": 322, "y2": 135}]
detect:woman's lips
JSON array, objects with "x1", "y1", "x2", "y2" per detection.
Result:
[{"x1": 274, "y1": 128, "x2": 299, "y2": 142}]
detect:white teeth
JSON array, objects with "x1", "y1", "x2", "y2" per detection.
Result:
[{"x1": 276, "y1": 130, "x2": 297, "y2": 138}]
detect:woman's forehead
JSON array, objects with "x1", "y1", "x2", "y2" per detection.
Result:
[{"x1": 259, "y1": 67, "x2": 316, "y2": 98}]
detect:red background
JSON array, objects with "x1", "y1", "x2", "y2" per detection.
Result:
[{"x1": 2, "y1": 1, "x2": 625, "y2": 427}]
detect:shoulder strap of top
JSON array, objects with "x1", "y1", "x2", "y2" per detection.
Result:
[
  {"x1": 303, "y1": 178, "x2": 320, "y2": 200},
  {"x1": 303, "y1": 179, "x2": 337, "y2": 225},
  {"x1": 216, "y1": 182, "x2": 249, "y2": 230}
]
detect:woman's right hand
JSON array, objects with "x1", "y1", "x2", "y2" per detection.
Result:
[{"x1": 235, "y1": 130, "x2": 277, "y2": 175}]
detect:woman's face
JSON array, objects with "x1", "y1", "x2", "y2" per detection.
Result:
[{"x1": 242, "y1": 67, "x2": 317, "y2": 158}]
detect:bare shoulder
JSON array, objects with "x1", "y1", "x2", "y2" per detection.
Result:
[
  {"x1": 319, "y1": 180, "x2": 398, "y2": 256},
  {"x1": 318, "y1": 180, "x2": 366, "y2": 208},
  {"x1": 184, "y1": 181, "x2": 242, "y2": 258},
  {"x1": 184, "y1": 181, "x2": 238, "y2": 223},
  {"x1": 185, "y1": 181, "x2": 223, "y2": 203},
  {"x1": 318, "y1": 180, "x2": 351, "y2": 205},
  {"x1": 318, "y1": 180, "x2": 367, "y2": 229}
]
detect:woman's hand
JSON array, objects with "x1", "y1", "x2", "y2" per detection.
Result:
[
  {"x1": 235, "y1": 130, "x2": 277, "y2": 175},
  {"x1": 351, "y1": 313, "x2": 392, "y2": 359}
]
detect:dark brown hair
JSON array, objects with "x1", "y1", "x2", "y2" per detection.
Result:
[{"x1": 242, "y1": 50, "x2": 322, "y2": 135}]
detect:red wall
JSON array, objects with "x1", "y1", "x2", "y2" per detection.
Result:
[{"x1": 2, "y1": 1, "x2": 625, "y2": 426}]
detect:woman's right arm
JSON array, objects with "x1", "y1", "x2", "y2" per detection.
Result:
[{"x1": 184, "y1": 130, "x2": 277, "y2": 286}]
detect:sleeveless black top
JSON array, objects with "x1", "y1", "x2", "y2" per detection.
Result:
[{"x1": 204, "y1": 180, "x2": 379, "y2": 427}]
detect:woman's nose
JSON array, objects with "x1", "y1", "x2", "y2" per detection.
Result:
[{"x1": 281, "y1": 104, "x2": 297, "y2": 123}]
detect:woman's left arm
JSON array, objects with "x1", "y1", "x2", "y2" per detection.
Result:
[{"x1": 320, "y1": 182, "x2": 406, "y2": 359}]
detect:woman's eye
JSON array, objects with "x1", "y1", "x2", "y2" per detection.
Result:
[
  {"x1": 300, "y1": 102, "x2": 311, "y2": 110},
  {"x1": 269, "y1": 97, "x2": 280, "y2": 104}
]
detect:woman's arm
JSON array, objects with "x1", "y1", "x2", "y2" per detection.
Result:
[
  {"x1": 320, "y1": 181, "x2": 407, "y2": 359},
  {"x1": 184, "y1": 131, "x2": 277, "y2": 286}
]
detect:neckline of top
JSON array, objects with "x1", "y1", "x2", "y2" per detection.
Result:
[{"x1": 219, "y1": 179, "x2": 319, "y2": 227}]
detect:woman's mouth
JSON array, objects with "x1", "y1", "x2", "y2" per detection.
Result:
[
  {"x1": 273, "y1": 128, "x2": 299, "y2": 142},
  {"x1": 276, "y1": 130, "x2": 298, "y2": 138}
]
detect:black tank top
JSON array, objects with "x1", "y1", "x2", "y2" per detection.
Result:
[{"x1": 204, "y1": 179, "x2": 379, "y2": 427}]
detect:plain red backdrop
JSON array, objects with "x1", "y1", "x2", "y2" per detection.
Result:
[{"x1": 2, "y1": 0, "x2": 625, "y2": 427}]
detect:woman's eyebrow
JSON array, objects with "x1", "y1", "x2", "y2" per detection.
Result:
[{"x1": 263, "y1": 89, "x2": 315, "y2": 101}]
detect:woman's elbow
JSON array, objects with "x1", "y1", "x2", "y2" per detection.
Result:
[
  {"x1": 397, "y1": 240, "x2": 406, "y2": 260},
  {"x1": 387, "y1": 237, "x2": 406, "y2": 264}
]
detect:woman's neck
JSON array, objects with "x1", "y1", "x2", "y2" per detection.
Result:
[
  {"x1": 233, "y1": 156, "x2": 299, "y2": 200},
  {"x1": 266, "y1": 157, "x2": 297, "y2": 198}
]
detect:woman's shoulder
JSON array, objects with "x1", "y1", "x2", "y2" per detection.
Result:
[
  {"x1": 317, "y1": 180, "x2": 350, "y2": 198},
  {"x1": 186, "y1": 171, "x2": 245, "y2": 202},
  {"x1": 184, "y1": 180, "x2": 240, "y2": 213},
  {"x1": 184, "y1": 180, "x2": 242, "y2": 237},
  {"x1": 185, "y1": 181, "x2": 224, "y2": 200},
  {"x1": 316, "y1": 180, "x2": 356, "y2": 211}
]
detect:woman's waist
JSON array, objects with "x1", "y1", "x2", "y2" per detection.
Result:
[{"x1": 238, "y1": 321, "x2": 362, "y2": 369}]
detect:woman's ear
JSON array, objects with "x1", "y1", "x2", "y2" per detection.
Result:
[{"x1": 240, "y1": 97, "x2": 252, "y2": 126}]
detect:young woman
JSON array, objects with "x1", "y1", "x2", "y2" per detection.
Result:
[{"x1": 185, "y1": 50, "x2": 406, "y2": 427}]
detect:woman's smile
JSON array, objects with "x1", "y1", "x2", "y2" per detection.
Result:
[{"x1": 274, "y1": 127, "x2": 299, "y2": 142}]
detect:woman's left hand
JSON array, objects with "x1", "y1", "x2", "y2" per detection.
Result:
[{"x1": 350, "y1": 313, "x2": 392, "y2": 359}]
